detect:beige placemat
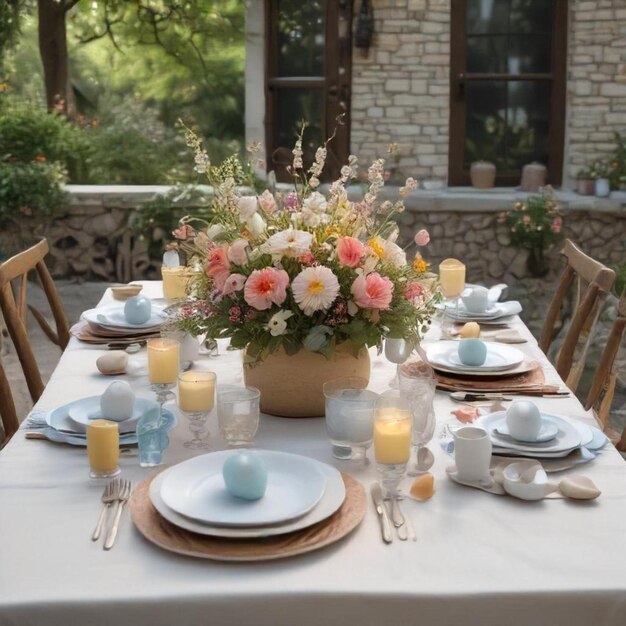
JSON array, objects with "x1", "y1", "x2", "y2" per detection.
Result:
[{"x1": 130, "y1": 472, "x2": 366, "y2": 562}]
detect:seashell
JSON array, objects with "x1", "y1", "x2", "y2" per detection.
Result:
[
  {"x1": 558, "y1": 475, "x2": 601, "y2": 501},
  {"x1": 459, "y1": 322, "x2": 480, "y2": 339},
  {"x1": 111, "y1": 284, "x2": 143, "y2": 301},
  {"x1": 96, "y1": 351, "x2": 128, "y2": 376},
  {"x1": 409, "y1": 473, "x2": 435, "y2": 501}
]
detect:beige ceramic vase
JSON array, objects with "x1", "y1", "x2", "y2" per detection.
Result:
[
  {"x1": 470, "y1": 161, "x2": 496, "y2": 189},
  {"x1": 243, "y1": 343, "x2": 371, "y2": 418}
]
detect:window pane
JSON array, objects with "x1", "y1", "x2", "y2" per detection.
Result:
[
  {"x1": 467, "y1": 0, "x2": 509, "y2": 34},
  {"x1": 274, "y1": 88, "x2": 324, "y2": 168},
  {"x1": 509, "y1": 35, "x2": 551, "y2": 73},
  {"x1": 277, "y1": 0, "x2": 325, "y2": 77},
  {"x1": 464, "y1": 80, "x2": 550, "y2": 170},
  {"x1": 510, "y1": 0, "x2": 552, "y2": 34},
  {"x1": 467, "y1": 35, "x2": 507, "y2": 72}
]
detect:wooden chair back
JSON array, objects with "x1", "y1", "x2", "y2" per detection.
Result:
[
  {"x1": 539, "y1": 239, "x2": 615, "y2": 390},
  {"x1": 0, "y1": 356, "x2": 19, "y2": 448},
  {"x1": 0, "y1": 239, "x2": 70, "y2": 403}
]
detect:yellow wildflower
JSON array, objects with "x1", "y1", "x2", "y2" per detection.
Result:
[
  {"x1": 367, "y1": 238, "x2": 385, "y2": 259},
  {"x1": 413, "y1": 255, "x2": 429, "y2": 273}
]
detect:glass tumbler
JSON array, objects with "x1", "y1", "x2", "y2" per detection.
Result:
[
  {"x1": 323, "y1": 377, "x2": 379, "y2": 464},
  {"x1": 217, "y1": 386, "x2": 261, "y2": 446}
]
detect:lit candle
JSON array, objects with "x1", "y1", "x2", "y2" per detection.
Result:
[
  {"x1": 147, "y1": 338, "x2": 180, "y2": 385},
  {"x1": 87, "y1": 419, "x2": 120, "y2": 478},
  {"x1": 439, "y1": 258, "x2": 466, "y2": 299},
  {"x1": 162, "y1": 266, "x2": 191, "y2": 300},
  {"x1": 374, "y1": 409, "x2": 412, "y2": 465},
  {"x1": 178, "y1": 371, "x2": 216, "y2": 413}
]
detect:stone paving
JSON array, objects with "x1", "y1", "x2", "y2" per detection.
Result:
[{"x1": 2, "y1": 280, "x2": 624, "y2": 443}]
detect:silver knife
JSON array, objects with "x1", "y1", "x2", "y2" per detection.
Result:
[
  {"x1": 370, "y1": 483, "x2": 393, "y2": 544},
  {"x1": 385, "y1": 496, "x2": 408, "y2": 541}
]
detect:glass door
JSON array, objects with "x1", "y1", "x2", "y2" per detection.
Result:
[{"x1": 265, "y1": 0, "x2": 352, "y2": 181}]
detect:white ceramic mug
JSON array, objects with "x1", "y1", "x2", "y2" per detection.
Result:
[{"x1": 453, "y1": 426, "x2": 492, "y2": 484}]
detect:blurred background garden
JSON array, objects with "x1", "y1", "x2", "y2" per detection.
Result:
[{"x1": 0, "y1": 0, "x2": 245, "y2": 213}]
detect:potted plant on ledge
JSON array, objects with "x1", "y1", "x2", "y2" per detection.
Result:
[{"x1": 501, "y1": 187, "x2": 563, "y2": 278}]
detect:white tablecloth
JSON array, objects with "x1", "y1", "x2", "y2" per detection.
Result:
[{"x1": 1, "y1": 282, "x2": 626, "y2": 626}]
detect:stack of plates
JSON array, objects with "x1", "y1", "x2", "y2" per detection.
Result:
[
  {"x1": 150, "y1": 450, "x2": 346, "y2": 539},
  {"x1": 37, "y1": 396, "x2": 175, "y2": 446},
  {"x1": 477, "y1": 411, "x2": 594, "y2": 459},
  {"x1": 79, "y1": 304, "x2": 167, "y2": 343},
  {"x1": 426, "y1": 341, "x2": 531, "y2": 377},
  {"x1": 442, "y1": 301, "x2": 522, "y2": 325}
]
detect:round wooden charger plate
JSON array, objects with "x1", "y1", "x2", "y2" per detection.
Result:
[{"x1": 130, "y1": 472, "x2": 366, "y2": 562}]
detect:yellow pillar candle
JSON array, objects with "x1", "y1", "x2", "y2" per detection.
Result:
[
  {"x1": 439, "y1": 258, "x2": 466, "y2": 299},
  {"x1": 162, "y1": 266, "x2": 190, "y2": 300},
  {"x1": 87, "y1": 419, "x2": 120, "y2": 477},
  {"x1": 374, "y1": 409, "x2": 412, "y2": 464},
  {"x1": 147, "y1": 338, "x2": 180, "y2": 385},
  {"x1": 178, "y1": 371, "x2": 216, "y2": 413}
]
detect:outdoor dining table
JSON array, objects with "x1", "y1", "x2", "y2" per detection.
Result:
[{"x1": 1, "y1": 281, "x2": 625, "y2": 626}]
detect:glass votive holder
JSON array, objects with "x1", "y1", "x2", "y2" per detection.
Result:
[
  {"x1": 217, "y1": 386, "x2": 261, "y2": 446},
  {"x1": 87, "y1": 419, "x2": 121, "y2": 479},
  {"x1": 161, "y1": 266, "x2": 190, "y2": 300},
  {"x1": 374, "y1": 390, "x2": 412, "y2": 495},
  {"x1": 323, "y1": 377, "x2": 378, "y2": 464},
  {"x1": 178, "y1": 371, "x2": 216, "y2": 449}
]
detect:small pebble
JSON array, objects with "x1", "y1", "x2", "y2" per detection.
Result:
[
  {"x1": 409, "y1": 473, "x2": 435, "y2": 501},
  {"x1": 459, "y1": 322, "x2": 480, "y2": 339}
]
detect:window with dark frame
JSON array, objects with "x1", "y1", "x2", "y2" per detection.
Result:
[{"x1": 448, "y1": 0, "x2": 567, "y2": 187}]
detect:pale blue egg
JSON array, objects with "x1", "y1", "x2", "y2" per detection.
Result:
[
  {"x1": 124, "y1": 295, "x2": 152, "y2": 325},
  {"x1": 222, "y1": 452, "x2": 268, "y2": 501},
  {"x1": 458, "y1": 338, "x2": 487, "y2": 366}
]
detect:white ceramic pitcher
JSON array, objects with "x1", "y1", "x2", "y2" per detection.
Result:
[{"x1": 452, "y1": 426, "x2": 492, "y2": 484}]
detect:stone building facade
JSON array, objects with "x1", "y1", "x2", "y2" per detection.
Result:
[{"x1": 245, "y1": 0, "x2": 626, "y2": 189}]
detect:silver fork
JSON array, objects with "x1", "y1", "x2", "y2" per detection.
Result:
[
  {"x1": 92, "y1": 479, "x2": 120, "y2": 542},
  {"x1": 104, "y1": 480, "x2": 131, "y2": 551}
]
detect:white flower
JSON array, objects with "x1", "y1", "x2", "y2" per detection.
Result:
[
  {"x1": 238, "y1": 196, "x2": 258, "y2": 221},
  {"x1": 266, "y1": 310, "x2": 294, "y2": 336},
  {"x1": 303, "y1": 191, "x2": 328, "y2": 214},
  {"x1": 258, "y1": 189, "x2": 277, "y2": 214},
  {"x1": 301, "y1": 207, "x2": 327, "y2": 228},
  {"x1": 206, "y1": 224, "x2": 225, "y2": 240},
  {"x1": 384, "y1": 240, "x2": 406, "y2": 267},
  {"x1": 264, "y1": 228, "x2": 313, "y2": 257},
  {"x1": 221, "y1": 273, "x2": 247, "y2": 295},
  {"x1": 246, "y1": 213, "x2": 266, "y2": 237},
  {"x1": 291, "y1": 266, "x2": 340, "y2": 316}
]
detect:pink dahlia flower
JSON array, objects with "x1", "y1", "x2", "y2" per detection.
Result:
[
  {"x1": 243, "y1": 267, "x2": 290, "y2": 310},
  {"x1": 351, "y1": 272, "x2": 394, "y2": 309},
  {"x1": 336, "y1": 236, "x2": 364, "y2": 268}
]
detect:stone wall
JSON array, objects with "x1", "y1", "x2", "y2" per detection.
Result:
[
  {"x1": 565, "y1": 0, "x2": 626, "y2": 185},
  {"x1": 350, "y1": 0, "x2": 450, "y2": 181}
]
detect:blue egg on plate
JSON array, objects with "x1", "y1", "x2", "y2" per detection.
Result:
[
  {"x1": 222, "y1": 451, "x2": 268, "y2": 501},
  {"x1": 124, "y1": 295, "x2": 152, "y2": 325},
  {"x1": 458, "y1": 338, "x2": 487, "y2": 366}
]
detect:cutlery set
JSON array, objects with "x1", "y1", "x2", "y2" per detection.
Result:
[
  {"x1": 370, "y1": 483, "x2": 416, "y2": 543},
  {"x1": 92, "y1": 478, "x2": 132, "y2": 550}
]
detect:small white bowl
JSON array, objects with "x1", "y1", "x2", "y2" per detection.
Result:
[{"x1": 502, "y1": 461, "x2": 552, "y2": 501}]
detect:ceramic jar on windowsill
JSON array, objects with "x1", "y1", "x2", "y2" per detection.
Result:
[
  {"x1": 470, "y1": 161, "x2": 496, "y2": 189},
  {"x1": 595, "y1": 178, "x2": 611, "y2": 198}
]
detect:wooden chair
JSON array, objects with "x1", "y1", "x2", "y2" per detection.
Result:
[
  {"x1": 0, "y1": 355, "x2": 19, "y2": 448},
  {"x1": 0, "y1": 239, "x2": 70, "y2": 404},
  {"x1": 581, "y1": 294, "x2": 626, "y2": 447},
  {"x1": 539, "y1": 239, "x2": 616, "y2": 391}
]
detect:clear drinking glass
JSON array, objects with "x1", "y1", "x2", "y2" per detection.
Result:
[
  {"x1": 323, "y1": 377, "x2": 379, "y2": 464},
  {"x1": 217, "y1": 386, "x2": 261, "y2": 446},
  {"x1": 178, "y1": 371, "x2": 216, "y2": 449},
  {"x1": 373, "y1": 390, "x2": 412, "y2": 496}
]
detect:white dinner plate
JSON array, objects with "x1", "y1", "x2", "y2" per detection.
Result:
[
  {"x1": 477, "y1": 412, "x2": 585, "y2": 455},
  {"x1": 150, "y1": 462, "x2": 345, "y2": 538},
  {"x1": 67, "y1": 396, "x2": 158, "y2": 434},
  {"x1": 426, "y1": 341, "x2": 525, "y2": 374},
  {"x1": 494, "y1": 422, "x2": 559, "y2": 443},
  {"x1": 41, "y1": 406, "x2": 176, "y2": 445},
  {"x1": 160, "y1": 450, "x2": 328, "y2": 527},
  {"x1": 443, "y1": 301, "x2": 522, "y2": 321},
  {"x1": 82, "y1": 304, "x2": 167, "y2": 330}
]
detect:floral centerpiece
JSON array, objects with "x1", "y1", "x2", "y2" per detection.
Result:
[{"x1": 168, "y1": 124, "x2": 438, "y2": 416}]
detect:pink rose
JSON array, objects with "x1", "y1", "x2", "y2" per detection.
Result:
[
  {"x1": 404, "y1": 281, "x2": 424, "y2": 301},
  {"x1": 222, "y1": 273, "x2": 247, "y2": 296},
  {"x1": 298, "y1": 250, "x2": 315, "y2": 266},
  {"x1": 350, "y1": 272, "x2": 394, "y2": 309},
  {"x1": 336, "y1": 236, "x2": 364, "y2": 268},
  {"x1": 414, "y1": 229, "x2": 430, "y2": 246},
  {"x1": 228, "y1": 239, "x2": 250, "y2": 265},
  {"x1": 522, "y1": 215, "x2": 531, "y2": 224},
  {"x1": 244, "y1": 267, "x2": 290, "y2": 310},
  {"x1": 258, "y1": 190, "x2": 277, "y2": 215},
  {"x1": 205, "y1": 244, "x2": 231, "y2": 290},
  {"x1": 551, "y1": 216, "x2": 562, "y2": 233},
  {"x1": 172, "y1": 224, "x2": 195, "y2": 240}
]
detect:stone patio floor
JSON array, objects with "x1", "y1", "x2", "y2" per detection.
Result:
[{"x1": 2, "y1": 281, "x2": 625, "y2": 444}]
